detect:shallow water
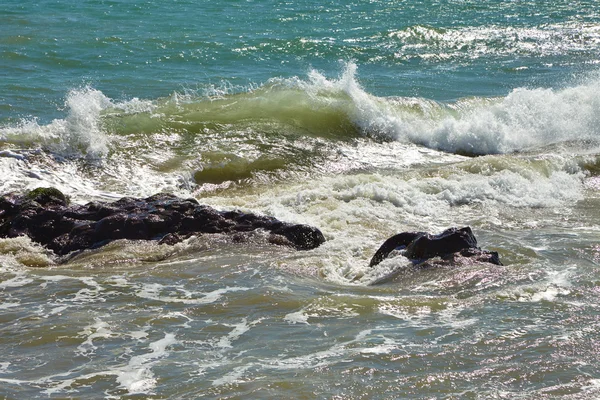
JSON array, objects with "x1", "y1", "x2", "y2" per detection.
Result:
[{"x1": 2, "y1": 0, "x2": 600, "y2": 398}]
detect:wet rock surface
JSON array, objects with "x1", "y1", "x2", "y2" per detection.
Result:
[
  {"x1": 369, "y1": 227, "x2": 501, "y2": 268},
  {"x1": 0, "y1": 188, "x2": 326, "y2": 256}
]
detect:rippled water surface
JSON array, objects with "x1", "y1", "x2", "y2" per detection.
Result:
[{"x1": 2, "y1": 0, "x2": 600, "y2": 398}]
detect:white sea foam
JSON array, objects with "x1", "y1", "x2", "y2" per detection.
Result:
[
  {"x1": 378, "y1": 302, "x2": 433, "y2": 326},
  {"x1": 36, "y1": 333, "x2": 177, "y2": 395},
  {"x1": 45, "y1": 305, "x2": 68, "y2": 317},
  {"x1": 163, "y1": 311, "x2": 195, "y2": 328},
  {"x1": 231, "y1": 160, "x2": 582, "y2": 240},
  {"x1": 0, "y1": 153, "x2": 121, "y2": 203},
  {"x1": 0, "y1": 87, "x2": 185, "y2": 201},
  {"x1": 0, "y1": 302, "x2": 20, "y2": 310},
  {"x1": 26, "y1": 330, "x2": 175, "y2": 396},
  {"x1": 284, "y1": 310, "x2": 310, "y2": 325},
  {"x1": 200, "y1": 147, "x2": 584, "y2": 287},
  {"x1": 40, "y1": 274, "x2": 80, "y2": 283},
  {"x1": 437, "y1": 304, "x2": 478, "y2": 330},
  {"x1": 0, "y1": 63, "x2": 594, "y2": 205},
  {"x1": 0, "y1": 87, "x2": 158, "y2": 159},
  {"x1": 116, "y1": 333, "x2": 177, "y2": 394},
  {"x1": 583, "y1": 379, "x2": 600, "y2": 393},
  {"x1": 216, "y1": 318, "x2": 262, "y2": 349},
  {"x1": 303, "y1": 62, "x2": 600, "y2": 155},
  {"x1": 355, "y1": 164, "x2": 577, "y2": 210},
  {"x1": 77, "y1": 317, "x2": 116, "y2": 356},
  {"x1": 0, "y1": 362, "x2": 10, "y2": 373},
  {"x1": 265, "y1": 344, "x2": 347, "y2": 371},
  {"x1": 263, "y1": 328, "x2": 400, "y2": 373},
  {"x1": 60, "y1": 87, "x2": 113, "y2": 157},
  {"x1": 497, "y1": 265, "x2": 573, "y2": 302},
  {"x1": 0, "y1": 272, "x2": 34, "y2": 289},
  {"x1": 0, "y1": 237, "x2": 55, "y2": 268},
  {"x1": 0, "y1": 87, "x2": 111, "y2": 158},
  {"x1": 106, "y1": 275, "x2": 131, "y2": 287},
  {"x1": 212, "y1": 365, "x2": 254, "y2": 386},
  {"x1": 136, "y1": 283, "x2": 249, "y2": 304},
  {"x1": 129, "y1": 329, "x2": 150, "y2": 341}
]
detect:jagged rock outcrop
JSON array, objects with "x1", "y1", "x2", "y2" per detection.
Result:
[{"x1": 0, "y1": 188, "x2": 326, "y2": 256}]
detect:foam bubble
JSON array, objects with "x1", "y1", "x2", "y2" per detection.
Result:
[
  {"x1": 0, "y1": 87, "x2": 184, "y2": 201},
  {"x1": 1, "y1": 64, "x2": 594, "y2": 205},
  {"x1": 263, "y1": 328, "x2": 401, "y2": 373},
  {"x1": 528, "y1": 286, "x2": 570, "y2": 302},
  {"x1": 378, "y1": 302, "x2": 433, "y2": 325}
]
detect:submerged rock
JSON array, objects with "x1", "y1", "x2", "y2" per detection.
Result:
[
  {"x1": 0, "y1": 188, "x2": 326, "y2": 256},
  {"x1": 369, "y1": 227, "x2": 501, "y2": 268}
]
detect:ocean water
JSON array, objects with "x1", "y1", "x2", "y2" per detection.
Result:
[{"x1": 2, "y1": 0, "x2": 600, "y2": 398}]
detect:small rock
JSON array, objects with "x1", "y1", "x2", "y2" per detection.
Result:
[{"x1": 369, "y1": 227, "x2": 501, "y2": 268}]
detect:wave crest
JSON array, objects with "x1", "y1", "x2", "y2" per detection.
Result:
[{"x1": 4, "y1": 64, "x2": 600, "y2": 158}]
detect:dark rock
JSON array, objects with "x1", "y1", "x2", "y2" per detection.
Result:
[
  {"x1": 369, "y1": 227, "x2": 501, "y2": 267},
  {"x1": 271, "y1": 224, "x2": 328, "y2": 251},
  {"x1": 0, "y1": 188, "x2": 326, "y2": 256},
  {"x1": 404, "y1": 227, "x2": 478, "y2": 260},
  {"x1": 453, "y1": 247, "x2": 502, "y2": 265},
  {"x1": 368, "y1": 231, "x2": 424, "y2": 267},
  {"x1": 24, "y1": 187, "x2": 70, "y2": 207}
]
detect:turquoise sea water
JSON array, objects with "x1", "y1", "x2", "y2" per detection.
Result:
[
  {"x1": 4, "y1": 0, "x2": 600, "y2": 121},
  {"x1": 2, "y1": 1, "x2": 600, "y2": 398}
]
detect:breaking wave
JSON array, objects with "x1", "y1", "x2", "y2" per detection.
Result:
[{"x1": 2, "y1": 63, "x2": 600, "y2": 159}]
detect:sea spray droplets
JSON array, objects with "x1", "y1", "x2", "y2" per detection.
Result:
[
  {"x1": 302, "y1": 62, "x2": 402, "y2": 138},
  {"x1": 422, "y1": 81, "x2": 600, "y2": 154},
  {"x1": 0, "y1": 87, "x2": 112, "y2": 158},
  {"x1": 1, "y1": 64, "x2": 598, "y2": 204},
  {"x1": 293, "y1": 63, "x2": 600, "y2": 154},
  {"x1": 61, "y1": 87, "x2": 113, "y2": 158},
  {"x1": 402, "y1": 77, "x2": 600, "y2": 153},
  {"x1": 0, "y1": 87, "x2": 158, "y2": 161}
]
